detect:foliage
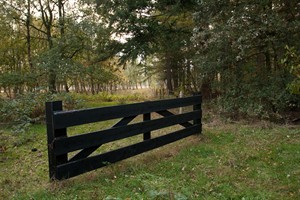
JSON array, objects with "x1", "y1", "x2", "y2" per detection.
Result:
[
  {"x1": 192, "y1": 0, "x2": 300, "y2": 118},
  {"x1": 0, "y1": 91, "x2": 146, "y2": 134},
  {"x1": 0, "y1": 0, "x2": 123, "y2": 95},
  {"x1": 0, "y1": 92, "x2": 82, "y2": 133},
  {"x1": 75, "y1": 92, "x2": 146, "y2": 107},
  {"x1": 96, "y1": 0, "x2": 199, "y2": 94},
  {"x1": 282, "y1": 46, "x2": 300, "y2": 94},
  {"x1": 1, "y1": 0, "x2": 299, "y2": 120}
]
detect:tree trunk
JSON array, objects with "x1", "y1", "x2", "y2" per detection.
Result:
[
  {"x1": 39, "y1": 0, "x2": 56, "y2": 93},
  {"x1": 166, "y1": 64, "x2": 173, "y2": 95},
  {"x1": 26, "y1": 0, "x2": 34, "y2": 72},
  {"x1": 64, "y1": 80, "x2": 69, "y2": 92}
]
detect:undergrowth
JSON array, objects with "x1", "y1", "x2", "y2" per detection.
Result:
[{"x1": 0, "y1": 91, "x2": 145, "y2": 134}]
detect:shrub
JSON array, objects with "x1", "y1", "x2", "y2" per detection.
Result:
[
  {"x1": 217, "y1": 75, "x2": 300, "y2": 122},
  {"x1": 0, "y1": 92, "x2": 82, "y2": 133}
]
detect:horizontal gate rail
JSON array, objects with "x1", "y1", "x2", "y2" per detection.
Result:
[
  {"x1": 46, "y1": 94, "x2": 202, "y2": 180},
  {"x1": 52, "y1": 96, "x2": 200, "y2": 129}
]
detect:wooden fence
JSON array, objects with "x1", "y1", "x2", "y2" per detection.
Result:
[{"x1": 45, "y1": 94, "x2": 202, "y2": 180}]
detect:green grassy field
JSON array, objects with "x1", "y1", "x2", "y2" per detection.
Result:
[{"x1": 0, "y1": 100, "x2": 299, "y2": 199}]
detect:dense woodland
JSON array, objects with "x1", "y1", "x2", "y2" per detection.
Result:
[{"x1": 0, "y1": 0, "x2": 299, "y2": 123}]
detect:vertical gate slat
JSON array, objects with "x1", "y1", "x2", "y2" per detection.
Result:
[
  {"x1": 193, "y1": 93, "x2": 202, "y2": 130},
  {"x1": 143, "y1": 113, "x2": 151, "y2": 140}
]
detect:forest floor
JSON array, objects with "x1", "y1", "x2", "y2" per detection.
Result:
[{"x1": 0, "y1": 95, "x2": 299, "y2": 199}]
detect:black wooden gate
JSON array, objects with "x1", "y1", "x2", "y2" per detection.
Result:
[{"x1": 46, "y1": 94, "x2": 202, "y2": 180}]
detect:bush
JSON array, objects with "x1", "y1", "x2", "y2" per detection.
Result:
[
  {"x1": 74, "y1": 92, "x2": 145, "y2": 105},
  {"x1": 0, "y1": 92, "x2": 82, "y2": 133},
  {"x1": 217, "y1": 75, "x2": 300, "y2": 122}
]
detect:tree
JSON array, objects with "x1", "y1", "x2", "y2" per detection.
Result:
[
  {"x1": 96, "y1": 0, "x2": 198, "y2": 94},
  {"x1": 283, "y1": 46, "x2": 300, "y2": 95},
  {"x1": 0, "y1": 0, "x2": 122, "y2": 96},
  {"x1": 0, "y1": 2, "x2": 28, "y2": 97},
  {"x1": 192, "y1": 0, "x2": 300, "y2": 116}
]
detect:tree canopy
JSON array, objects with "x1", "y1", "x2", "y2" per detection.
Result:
[{"x1": 0, "y1": 0, "x2": 299, "y2": 119}]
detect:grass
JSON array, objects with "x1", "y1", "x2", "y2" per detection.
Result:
[{"x1": 0, "y1": 99, "x2": 300, "y2": 199}]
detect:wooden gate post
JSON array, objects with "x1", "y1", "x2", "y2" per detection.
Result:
[
  {"x1": 45, "y1": 101, "x2": 68, "y2": 180},
  {"x1": 193, "y1": 93, "x2": 202, "y2": 133},
  {"x1": 143, "y1": 113, "x2": 151, "y2": 140}
]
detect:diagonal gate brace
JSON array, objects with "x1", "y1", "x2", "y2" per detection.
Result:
[{"x1": 69, "y1": 115, "x2": 137, "y2": 162}]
